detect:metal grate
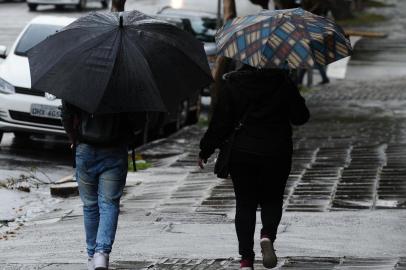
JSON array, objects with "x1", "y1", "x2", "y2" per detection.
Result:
[
  {"x1": 14, "y1": 87, "x2": 44, "y2": 97},
  {"x1": 9, "y1": 110, "x2": 62, "y2": 127}
]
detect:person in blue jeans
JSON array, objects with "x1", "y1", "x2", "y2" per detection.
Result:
[{"x1": 62, "y1": 102, "x2": 145, "y2": 270}]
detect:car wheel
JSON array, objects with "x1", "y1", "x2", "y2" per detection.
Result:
[
  {"x1": 14, "y1": 132, "x2": 31, "y2": 141},
  {"x1": 163, "y1": 101, "x2": 188, "y2": 135},
  {"x1": 76, "y1": 0, "x2": 86, "y2": 10},
  {"x1": 28, "y1": 3, "x2": 38, "y2": 11},
  {"x1": 101, "y1": 0, "x2": 108, "y2": 9}
]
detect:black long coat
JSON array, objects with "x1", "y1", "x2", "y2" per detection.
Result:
[{"x1": 199, "y1": 69, "x2": 310, "y2": 161}]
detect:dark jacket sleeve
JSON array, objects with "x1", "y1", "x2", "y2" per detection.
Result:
[
  {"x1": 61, "y1": 101, "x2": 79, "y2": 143},
  {"x1": 286, "y1": 79, "x2": 310, "y2": 125},
  {"x1": 199, "y1": 85, "x2": 236, "y2": 160}
]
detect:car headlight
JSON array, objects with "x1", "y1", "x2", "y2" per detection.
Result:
[{"x1": 0, "y1": 77, "x2": 15, "y2": 94}]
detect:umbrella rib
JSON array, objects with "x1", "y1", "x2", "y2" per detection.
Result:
[
  {"x1": 301, "y1": 16, "x2": 319, "y2": 67},
  {"x1": 118, "y1": 31, "x2": 165, "y2": 111},
  {"x1": 31, "y1": 28, "x2": 118, "y2": 89},
  {"x1": 62, "y1": 12, "x2": 119, "y2": 32},
  {"x1": 126, "y1": 25, "x2": 211, "y2": 77},
  {"x1": 217, "y1": 8, "x2": 352, "y2": 69}
]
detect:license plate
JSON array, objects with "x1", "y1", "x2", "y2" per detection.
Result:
[{"x1": 30, "y1": 104, "x2": 61, "y2": 119}]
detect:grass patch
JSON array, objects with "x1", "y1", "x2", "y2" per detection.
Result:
[
  {"x1": 337, "y1": 12, "x2": 387, "y2": 26},
  {"x1": 198, "y1": 115, "x2": 209, "y2": 127},
  {"x1": 364, "y1": 0, "x2": 395, "y2": 8},
  {"x1": 128, "y1": 154, "x2": 152, "y2": 171},
  {"x1": 299, "y1": 85, "x2": 316, "y2": 95}
]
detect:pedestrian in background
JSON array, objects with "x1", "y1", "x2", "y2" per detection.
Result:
[
  {"x1": 62, "y1": 102, "x2": 145, "y2": 270},
  {"x1": 297, "y1": 64, "x2": 330, "y2": 86},
  {"x1": 298, "y1": 0, "x2": 331, "y2": 86},
  {"x1": 198, "y1": 65, "x2": 309, "y2": 269}
]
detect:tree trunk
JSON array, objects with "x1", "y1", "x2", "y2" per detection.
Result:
[
  {"x1": 210, "y1": 0, "x2": 237, "y2": 119},
  {"x1": 274, "y1": 0, "x2": 299, "y2": 9},
  {"x1": 328, "y1": 0, "x2": 354, "y2": 20},
  {"x1": 249, "y1": 0, "x2": 269, "y2": 9},
  {"x1": 302, "y1": 0, "x2": 329, "y2": 16},
  {"x1": 111, "y1": 0, "x2": 125, "y2": 11},
  {"x1": 223, "y1": 0, "x2": 237, "y2": 21}
]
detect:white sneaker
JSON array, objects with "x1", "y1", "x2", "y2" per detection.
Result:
[
  {"x1": 94, "y1": 252, "x2": 109, "y2": 270},
  {"x1": 260, "y1": 237, "x2": 277, "y2": 268},
  {"x1": 87, "y1": 257, "x2": 94, "y2": 270}
]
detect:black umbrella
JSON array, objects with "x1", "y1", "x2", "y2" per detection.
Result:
[{"x1": 27, "y1": 11, "x2": 212, "y2": 114}]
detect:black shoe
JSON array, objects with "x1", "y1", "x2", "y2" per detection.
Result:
[{"x1": 319, "y1": 79, "x2": 330, "y2": 85}]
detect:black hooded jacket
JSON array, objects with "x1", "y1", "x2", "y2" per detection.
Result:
[
  {"x1": 199, "y1": 69, "x2": 309, "y2": 160},
  {"x1": 61, "y1": 101, "x2": 146, "y2": 146}
]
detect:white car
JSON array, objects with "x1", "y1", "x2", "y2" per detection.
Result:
[
  {"x1": 0, "y1": 16, "x2": 76, "y2": 144},
  {"x1": 27, "y1": 0, "x2": 109, "y2": 11}
]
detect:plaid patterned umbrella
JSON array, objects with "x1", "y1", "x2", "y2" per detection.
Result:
[{"x1": 216, "y1": 8, "x2": 352, "y2": 69}]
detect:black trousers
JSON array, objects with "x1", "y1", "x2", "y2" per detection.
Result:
[{"x1": 229, "y1": 153, "x2": 291, "y2": 261}]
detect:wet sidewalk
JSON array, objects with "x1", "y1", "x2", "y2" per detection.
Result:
[
  {"x1": 1, "y1": 77, "x2": 406, "y2": 269},
  {"x1": 2, "y1": 1, "x2": 406, "y2": 269}
]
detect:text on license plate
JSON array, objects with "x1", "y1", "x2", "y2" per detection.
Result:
[{"x1": 30, "y1": 104, "x2": 61, "y2": 119}]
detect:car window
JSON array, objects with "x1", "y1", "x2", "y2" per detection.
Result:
[
  {"x1": 188, "y1": 17, "x2": 217, "y2": 43},
  {"x1": 15, "y1": 24, "x2": 62, "y2": 56}
]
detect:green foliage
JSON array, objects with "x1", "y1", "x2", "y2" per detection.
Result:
[
  {"x1": 337, "y1": 12, "x2": 387, "y2": 26},
  {"x1": 198, "y1": 115, "x2": 210, "y2": 127},
  {"x1": 299, "y1": 85, "x2": 314, "y2": 95},
  {"x1": 364, "y1": 0, "x2": 394, "y2": 8},
  {"x1": 128, "y1": 155, "x2": 152, "y2": 171}
]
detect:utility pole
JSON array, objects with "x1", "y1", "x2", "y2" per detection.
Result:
[
  {"x1": 217, "y1": 0, "x2": 222, "y2": 28},
  {"x1": 249, "y1": 0, "x2": 269, "y2": 9},
  {"x1": 111, "y1": 0, "x2": 125, "y2": 11}
]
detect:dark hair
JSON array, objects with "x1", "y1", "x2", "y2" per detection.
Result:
[{"x1": 238, "y1": 63, "x2": 290, "y2": 78}]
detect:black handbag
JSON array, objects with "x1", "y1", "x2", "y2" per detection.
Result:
[{"x1": 214, "y1": 107, "x2": 251, "y2": 179}]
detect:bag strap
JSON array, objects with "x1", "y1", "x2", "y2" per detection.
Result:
[
  {"x1": 71, "y1": 113, "x2": 81, "y2": 168},
  {"x1": 131, "y1": 148, "x2": 137, "y2": 172},
  {"x1": 234, "y1": 103, "x2": 254, "y2": 132}
]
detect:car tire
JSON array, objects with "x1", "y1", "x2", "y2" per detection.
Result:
[
  {"x1": 186, "y1": 96, "x2": 201, "y2": 125},
  {"x1": 76, "y1": 0, "x2": 86, "y2": 10},
  {"x1": 163, "y1": 101, "x2": 188, "y2": 135},
  {"x1": 101, "y1": 0, "x2": 108, "y2": 9},
  {"x1": 28, "y1": 3, "x2": 38, "y2": 11},
  {"x1": 0, "y1": 131, "x2": 3, "y2": 144}
]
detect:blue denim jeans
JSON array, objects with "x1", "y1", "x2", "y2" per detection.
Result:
[{"x1": 75, "y1": 143, "x2": 128, "y2": 257}]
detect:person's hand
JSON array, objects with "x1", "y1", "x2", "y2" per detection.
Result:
[{"x1": 198, "y1": 158, "x2": 207, "y2": 169}]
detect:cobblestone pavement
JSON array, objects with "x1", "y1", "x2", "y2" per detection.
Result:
[
  {"x1": 125, "y1": 78, "x2": 406, "y2": 218},
  {"x1": 2, "y1": 257, "x2": 406, "y2": 269},
  {"x1": 2, "y1": 78, "x2": 405, "y2": 269}
]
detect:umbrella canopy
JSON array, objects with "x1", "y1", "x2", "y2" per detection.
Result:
[
  {"x1": 216, "y1": 8, "x2": 352, "y2": 69},
  {"x1": 28, "y1": 11, "x2": 212, "y2": 114}
]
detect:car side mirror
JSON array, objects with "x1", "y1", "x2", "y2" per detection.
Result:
[
  {"x1": 181, "y1": 18, "x2": 196, "y2": 35},
  {"x1": 0, "y1": 45, "x2": 6, "y2": 59}
]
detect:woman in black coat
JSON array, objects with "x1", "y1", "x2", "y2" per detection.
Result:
[{"x1": 198, "y1": 66, "x2": 309, "y2": 269}]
